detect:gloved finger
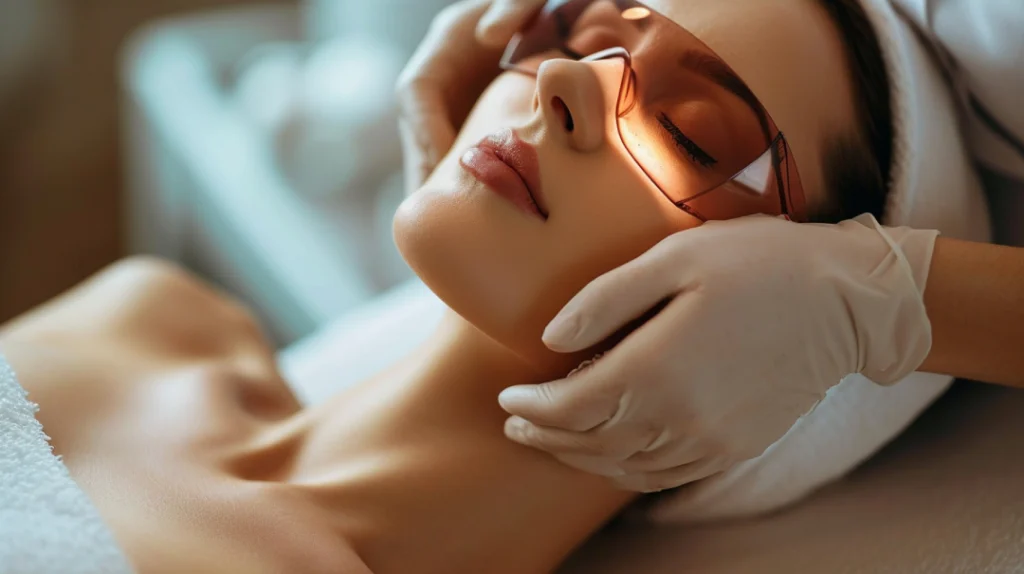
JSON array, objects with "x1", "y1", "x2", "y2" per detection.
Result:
[
  {"x1": 542, "y1": 235, "x2": 690, "y2": 353},
  {"x1": 552, "y1": 453, "x2": 628, "y2": 477},
  {"x1": 398, "y1": 103, "x2": 456, "y2": 194},
  {"x1": 614, "y1": 437, "x2": 706, "y2": 474},
  {"x1": 396, "y1": 61, "x2": 459, "y2": 192},
  {"x1": 396, "y1": 0, "x2": 492, "y2": 192},
  {"x1": 504, "y1": 416, "x2": 646, "y2": 459},
  {"x1": 476, "y1": 0, "x2": 547, "y2": 48},
  {"x1": 498, "y1": 349, "x2": 636, "y2": 431},
  {"x1": 612, "y1": 457, "x2": 730, "y2": 493},
  {"x1": 498, "y1": 378, "x2": 621, "y2": 432}
]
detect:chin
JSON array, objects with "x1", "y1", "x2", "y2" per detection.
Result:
[{"x1": 393, "y1": 178, "x2": 569, "y2": 365}]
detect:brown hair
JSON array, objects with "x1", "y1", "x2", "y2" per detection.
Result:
[{"x1": 812, "y1": 0, "x2": 894, "y2": 223}]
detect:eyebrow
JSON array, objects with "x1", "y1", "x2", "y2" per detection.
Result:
[{"x1": 677, "y1": 49, "x2": 772, "y2": 143}]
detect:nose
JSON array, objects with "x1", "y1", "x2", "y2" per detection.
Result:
[{"x1": 535, "y1": 58, "x2": 625, "y2": 152}]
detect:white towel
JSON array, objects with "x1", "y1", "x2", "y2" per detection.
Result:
[{"x1": 0, "y1": 354, "x2": 133, "y2": 574}]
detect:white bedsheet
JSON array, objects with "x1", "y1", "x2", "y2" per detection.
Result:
[{"x1": 279, "y1": 280, "x2": 445, "y2": 405}]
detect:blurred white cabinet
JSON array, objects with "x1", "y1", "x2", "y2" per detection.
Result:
[{"x1": 122, "y1": 5, "x2": 386, "y2": 344}]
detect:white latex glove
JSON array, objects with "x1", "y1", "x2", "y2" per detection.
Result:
[
  {"x1": 498, "y1": 215, "x2": 939, "y2": 492},
  {"x1": 396, "y1": 0, "x2": 547, "y2": 194}
]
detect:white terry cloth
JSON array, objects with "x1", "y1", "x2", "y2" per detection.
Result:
[
  {"x1": 0, "y1": 354, "x2": 134, "y2": 574},
  {"x1": 891, "y1": 0, "x2": 1024, "y2": 182},
  {"x1": 644, "y1": 0, "x2": 992, "y2": 523},
  {"x1": 889, "y1": 0, "x2": 1024, "y2": 248}
]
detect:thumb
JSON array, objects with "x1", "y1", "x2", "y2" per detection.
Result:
[
  {"x1": 476, "y1": 0, "x2": 546, "y2": 48},
  {"x1": 543, "y1": 238, "x2": 686, "y2": 353},
  {"x1": 498, "y1": 358, "x2": 624, "y2": 432},
  {"x1": 396, "y1": 82, "x2": 457, "y2": 193}
]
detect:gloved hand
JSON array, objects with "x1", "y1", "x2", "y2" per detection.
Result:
[
  {"x1": 498, "y1": 215, "x2": 939, "y2": 492},
  {"x1": 397, "y1": 0, "x2": 547, "y2": 194}
]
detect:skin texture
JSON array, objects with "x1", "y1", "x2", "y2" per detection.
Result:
[
  {"x1": 920, "y1": 238, "x2": 1024, "y2": 387},
  {"x1": 1, "y1": 260, "x2": 629, "y2": 574},
  {"x1": 0, "y1": 1, "x2": 860, "y2": 572}
]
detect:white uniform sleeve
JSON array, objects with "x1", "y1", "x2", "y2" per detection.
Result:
[{"x1": 891, "y1": 0, "x2": 1024, "y2": 181}]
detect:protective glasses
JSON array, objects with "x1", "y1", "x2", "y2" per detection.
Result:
[{"x1": 500, "y1": 0, "x2": 807, "y2": 222}]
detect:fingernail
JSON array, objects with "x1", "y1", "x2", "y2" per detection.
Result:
[
  {"x1": 498, "y1": 386, "x2": 535, "y2": 412},
  {"x1": 542, "y1": 312, "x2": 581, "y2": 350},
  {"x1": 476, "y1": 12, "x2": 501, "y2": 41},
  {"x1": 504, "y1": 416, "x2": 527, "y2": 436}
]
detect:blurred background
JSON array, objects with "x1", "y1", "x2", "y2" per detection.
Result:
[{"x1": 0, "y1": 0, "x2": 458, "y2": 343}]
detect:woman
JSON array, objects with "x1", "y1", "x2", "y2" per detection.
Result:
[
  {"x1": 405, "y1": 0, "x2": 1024, "y2": 495},
  {"x1": 0, "y1": 0, "x2": 985, "y2": 571}
]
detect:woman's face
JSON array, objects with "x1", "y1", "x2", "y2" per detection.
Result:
[{"x1": 394, "y1": 0, "x2": 859, "y2": 365}]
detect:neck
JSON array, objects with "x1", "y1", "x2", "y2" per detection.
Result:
[
  {"x1": 288, "y1": 310, "x2": 567, "y2": 482},
  {"x1": 281, "y1": 310, "x2": 633, "y2": 572},
  {"x1": 423, "y1": 311, "x2": 555, "y2": 393}
]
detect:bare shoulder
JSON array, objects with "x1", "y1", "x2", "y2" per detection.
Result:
[{"x1": 0, "y1": 256, "x2": 270, "y2": 359}]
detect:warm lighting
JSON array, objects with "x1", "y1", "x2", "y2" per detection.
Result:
[{"x1": 620, "y1": 6, "x2": 652, "y2": 20}]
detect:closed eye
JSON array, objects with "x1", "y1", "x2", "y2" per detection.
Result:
[{"x1": 656, "y1": 112, "x2": 717, "y2": 168}]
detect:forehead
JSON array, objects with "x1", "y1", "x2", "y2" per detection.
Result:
[{"x1": 642, "y1": 0, "x2": 858, "y2": 201}]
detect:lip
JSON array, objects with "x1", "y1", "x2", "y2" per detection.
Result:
[{"x1": 460, "y1": 129, "x2": 547, "y2": 220}]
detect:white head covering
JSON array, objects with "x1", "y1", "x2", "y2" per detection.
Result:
[
  {"x1": 890, "y1": 0, "x2": 1024, "y2": 182},
  {"x1": 859, "y1": 0, "x2": 991, "y2": 239},
  {"x1": 645, "y1": 0, "x2": 991, "y2": 524}
]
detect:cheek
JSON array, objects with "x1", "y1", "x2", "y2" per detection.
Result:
[
  {"x1": 394, "y1": 153, "x2": 696, "y2": 366},
  {"x1": 534, "y1": 154, "x2": 696, "y2": 316}
]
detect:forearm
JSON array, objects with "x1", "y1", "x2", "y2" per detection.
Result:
[{"x1": 919, "y1": 237, "x2": 1024, "y2": 387}]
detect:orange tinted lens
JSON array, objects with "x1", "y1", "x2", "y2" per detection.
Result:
[
  {"x1": 503, "y1": 0, "x2": 806, "y2": 222},
  {"x1": 676, "y1": 146, "x2": 785, "y2": 220},
  {"x1": 660, "y1": 135, "x2": 804, "y2": 221}
]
